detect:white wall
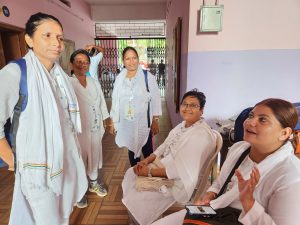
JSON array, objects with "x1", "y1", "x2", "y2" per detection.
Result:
[{"x1": 0, "y1": 0, "x2": 95, "y2": 48}]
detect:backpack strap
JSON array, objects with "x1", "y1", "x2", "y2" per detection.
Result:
[
  {"x1": 9, "y1": 58, "x2": 27, "y2": 171},
  {"x1": 143, "y1": 70, "x2": 150, "y2": 128},
  {"x1": 216, "y1": 147, "x2": 250, "y2": 197}
]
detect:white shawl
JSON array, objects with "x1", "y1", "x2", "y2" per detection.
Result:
[
  {"x1": 17, "y1": 50, "x2": 81, "y2": 195},
  {"x1": 210, "y1": 141, "x2": 294, "y2": 209},
  {"x1": 155, "y1": 120, "x2": 216, "y2": 203}
]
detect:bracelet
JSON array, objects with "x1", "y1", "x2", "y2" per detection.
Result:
[{"x1": 106, "y1": 124, "x2": 113, "y2": 127}]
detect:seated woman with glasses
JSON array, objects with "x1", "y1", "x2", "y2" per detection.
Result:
[
  {"x1": 122, "y1": 89, "x2": 218, "y2": 225},
  {"x1": 152, "y1": 98, "x2": 300, "y2": 225},
  {"x1": 69, "y1": 49, "x2": 110, "y2": 208}
]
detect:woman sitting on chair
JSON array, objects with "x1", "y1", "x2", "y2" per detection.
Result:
[
  {"x1": 122, "y1": 89, "x2": 217, "y2": 225},
  {"x1": 152, "y1": 98, "x2": 300, "y2": 225}
]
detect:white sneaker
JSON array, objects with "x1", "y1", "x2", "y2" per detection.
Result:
[{"x1": 89, "y1": 183, "x2": 108, "y2": 197}]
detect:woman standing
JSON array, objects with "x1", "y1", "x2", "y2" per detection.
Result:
[
  {"x1": 0, "y1": 13, "x2": 87, "y2": 225},
  {"x1": 69, "y1": 49, "x2": 109, "y2": 207},
  {"x1": 110, "y1": 46, "x2": 161, "y2": 166}
]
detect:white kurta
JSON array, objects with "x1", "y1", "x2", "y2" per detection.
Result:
[
  {"x1": 110, "y1": 66, "x2": 161, "y2": 158},
  {"x1": 0, "y1": 52, "x2": 87, "y2": 225},
  {"x1": 122, "y1": 120, "x2": 216, "y2": 225},
  {"x1": 69, "y1": 76, "x2": 109, "y2": 178},
  {"x1": 89, "y1": 52, "x2": 103, "y2": 80},
  {"x1": 152, "y1": 141, "x2": 300, "y2": 225}
]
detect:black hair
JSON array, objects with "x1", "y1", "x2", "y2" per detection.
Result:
[
  {"x1": 70, "y1": 49, "x2": 90, "y2": 64},
  {"x1": 25, "y1": 12, "x2": 63, "y2": 37},
  {"x1": 122, "y1": 46, "x2": 139, "y2": 60},
  {"x1": 255, "y1": 98, "x2": 299, "y2": 149},
  {"x1": 181, "y1": 88, "x2": 206, "y2": 109}
]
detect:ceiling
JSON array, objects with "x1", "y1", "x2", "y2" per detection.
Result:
[
  {"x1": 84, "y1": 0, "x2": 167, "y2": 21},
  {"x1": 84, "y1": 0, "x2": 166, "y2": 5}
]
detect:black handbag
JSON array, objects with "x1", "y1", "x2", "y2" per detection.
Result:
[
  {"x1": 183, "y1": 148, "x2": 250, "y2": 225},
  {"x1": 183, "y1": 207, "x2": 242, "y2": 225}
]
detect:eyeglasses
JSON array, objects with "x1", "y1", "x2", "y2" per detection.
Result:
[
  {"x1": 180, "y1": 103, "x2": 200, "y2": 109},
  {"x1": 74, "y1": 60, "x2": 90, "y2": 65}
]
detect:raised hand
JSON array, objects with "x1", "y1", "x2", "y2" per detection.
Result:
[{"x1": 235, "y1": 167, "x2": 260, "y2": 213}]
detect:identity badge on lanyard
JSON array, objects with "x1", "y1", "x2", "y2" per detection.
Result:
[
  {"x1": 125, "y1": 95, "x2": 135, "y2": 121},
  {"x1": 124, "y1": 79, "x2": 135, "y2": 121}
]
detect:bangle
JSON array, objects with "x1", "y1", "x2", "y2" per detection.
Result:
[
  {"x1": 148, "y1": 167, "x2": 152, "y2": 177},
  {"x1": 106, "y1": 124, "x2": 113, "y2": 127}
]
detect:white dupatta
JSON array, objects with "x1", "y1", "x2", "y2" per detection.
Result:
[{"x1": 17, "y1": 50, "x2": 81, "y2": 195}]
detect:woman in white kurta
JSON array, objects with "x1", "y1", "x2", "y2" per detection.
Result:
[
  {"x1": 122, "y1": 90, "x2": 217, "y2": 225},
  {"x1": 110, "y1": 46, "x2": 162, "y2": 166},
  {"x1": 69, "y1": 49, "x2": 109, "y2": 204},
  {"x1": 0, "y1": 13, "x2": 87, "y2": 225},
  {"x1": 152, "y1": 98, "x2": 300, "y2": 225},
  {"x1": 85, "y1": 44, "x2": 105, "y2": 80}
]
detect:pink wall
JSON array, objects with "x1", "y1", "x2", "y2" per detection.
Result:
[
  {"x1": 165, "y1": 0, "x2": 190, "y2": 126},
  {"x1": 165, "y1": 0, "x2": 300, "y2": 126},
  {"x1": 0, "y1": 0, "x2": 95, "y2": 48},
  {"x1": 91, "y1": 3, "x2": 166, "y2": 21},
  {"x1": 188, "y1": 0, "x2": 300, "y2": 51},
  {"x1": 186, "y1": 0, "x2": 300, "y2": 124}
]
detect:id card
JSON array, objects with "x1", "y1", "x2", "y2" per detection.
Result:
[
  {"x1": 186, "y1": 205, "x2": 217, "y2": 218},
  {"x1": 124, "y1": 103, "x2": 134, "y2": 121}
]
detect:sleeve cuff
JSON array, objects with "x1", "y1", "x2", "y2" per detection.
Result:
[
  {"x1": 238, "y1": 201, "x2": 264, "y2": 224},
  {"x1": 161, "y1": 156, "x2": 179, "y2": 179},
  {"x1": 207, "y1": 186, "x2": 220, "y2": 194}
]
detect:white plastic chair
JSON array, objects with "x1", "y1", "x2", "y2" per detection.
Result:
[{"x1": 190, "y1": 129, "x2": 223, "y2": 203}]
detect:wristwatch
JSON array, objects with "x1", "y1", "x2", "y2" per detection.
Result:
[{"x1": 148, "y1": 167, "x2": 152, "y2": 177}]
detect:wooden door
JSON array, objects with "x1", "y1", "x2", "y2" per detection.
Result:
[{"x1": 0, "y1": 22, "x2": 27, "y2": 69}]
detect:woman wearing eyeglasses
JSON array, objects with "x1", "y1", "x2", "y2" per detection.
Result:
[
  {"x1": 69, "y1": 49, "x2": 109, "y2": 208},
  {"x1": 152, "y1": 98, "x2": 300, "y2": 225},
  {"x1": 121, "y1": 89, "x2": 217, "y2": 225}
]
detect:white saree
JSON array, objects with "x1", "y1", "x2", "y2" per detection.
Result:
[{"x1": 122, "y1": 120, "x2": 216, "y2": 225}]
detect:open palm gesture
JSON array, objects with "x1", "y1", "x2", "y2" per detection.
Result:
[{"x1": 235, "y1": 167, "x2": 260, "y2": 213}]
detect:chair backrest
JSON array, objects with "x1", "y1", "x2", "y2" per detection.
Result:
[
  {"x1": 233, "y1": 107, "x2": 253, "y2": 143},
  {"x1": 190, "y1": 129, "x2": 223, "y2": 203}
]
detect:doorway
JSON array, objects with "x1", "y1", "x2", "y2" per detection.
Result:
[{"x1": 0, "y1": 22, "x2": 27, "y2": 69}]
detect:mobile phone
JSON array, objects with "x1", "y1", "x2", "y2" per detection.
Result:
[{"x1": 185, "y1": 205, "x2": 217, "y2": 218}]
